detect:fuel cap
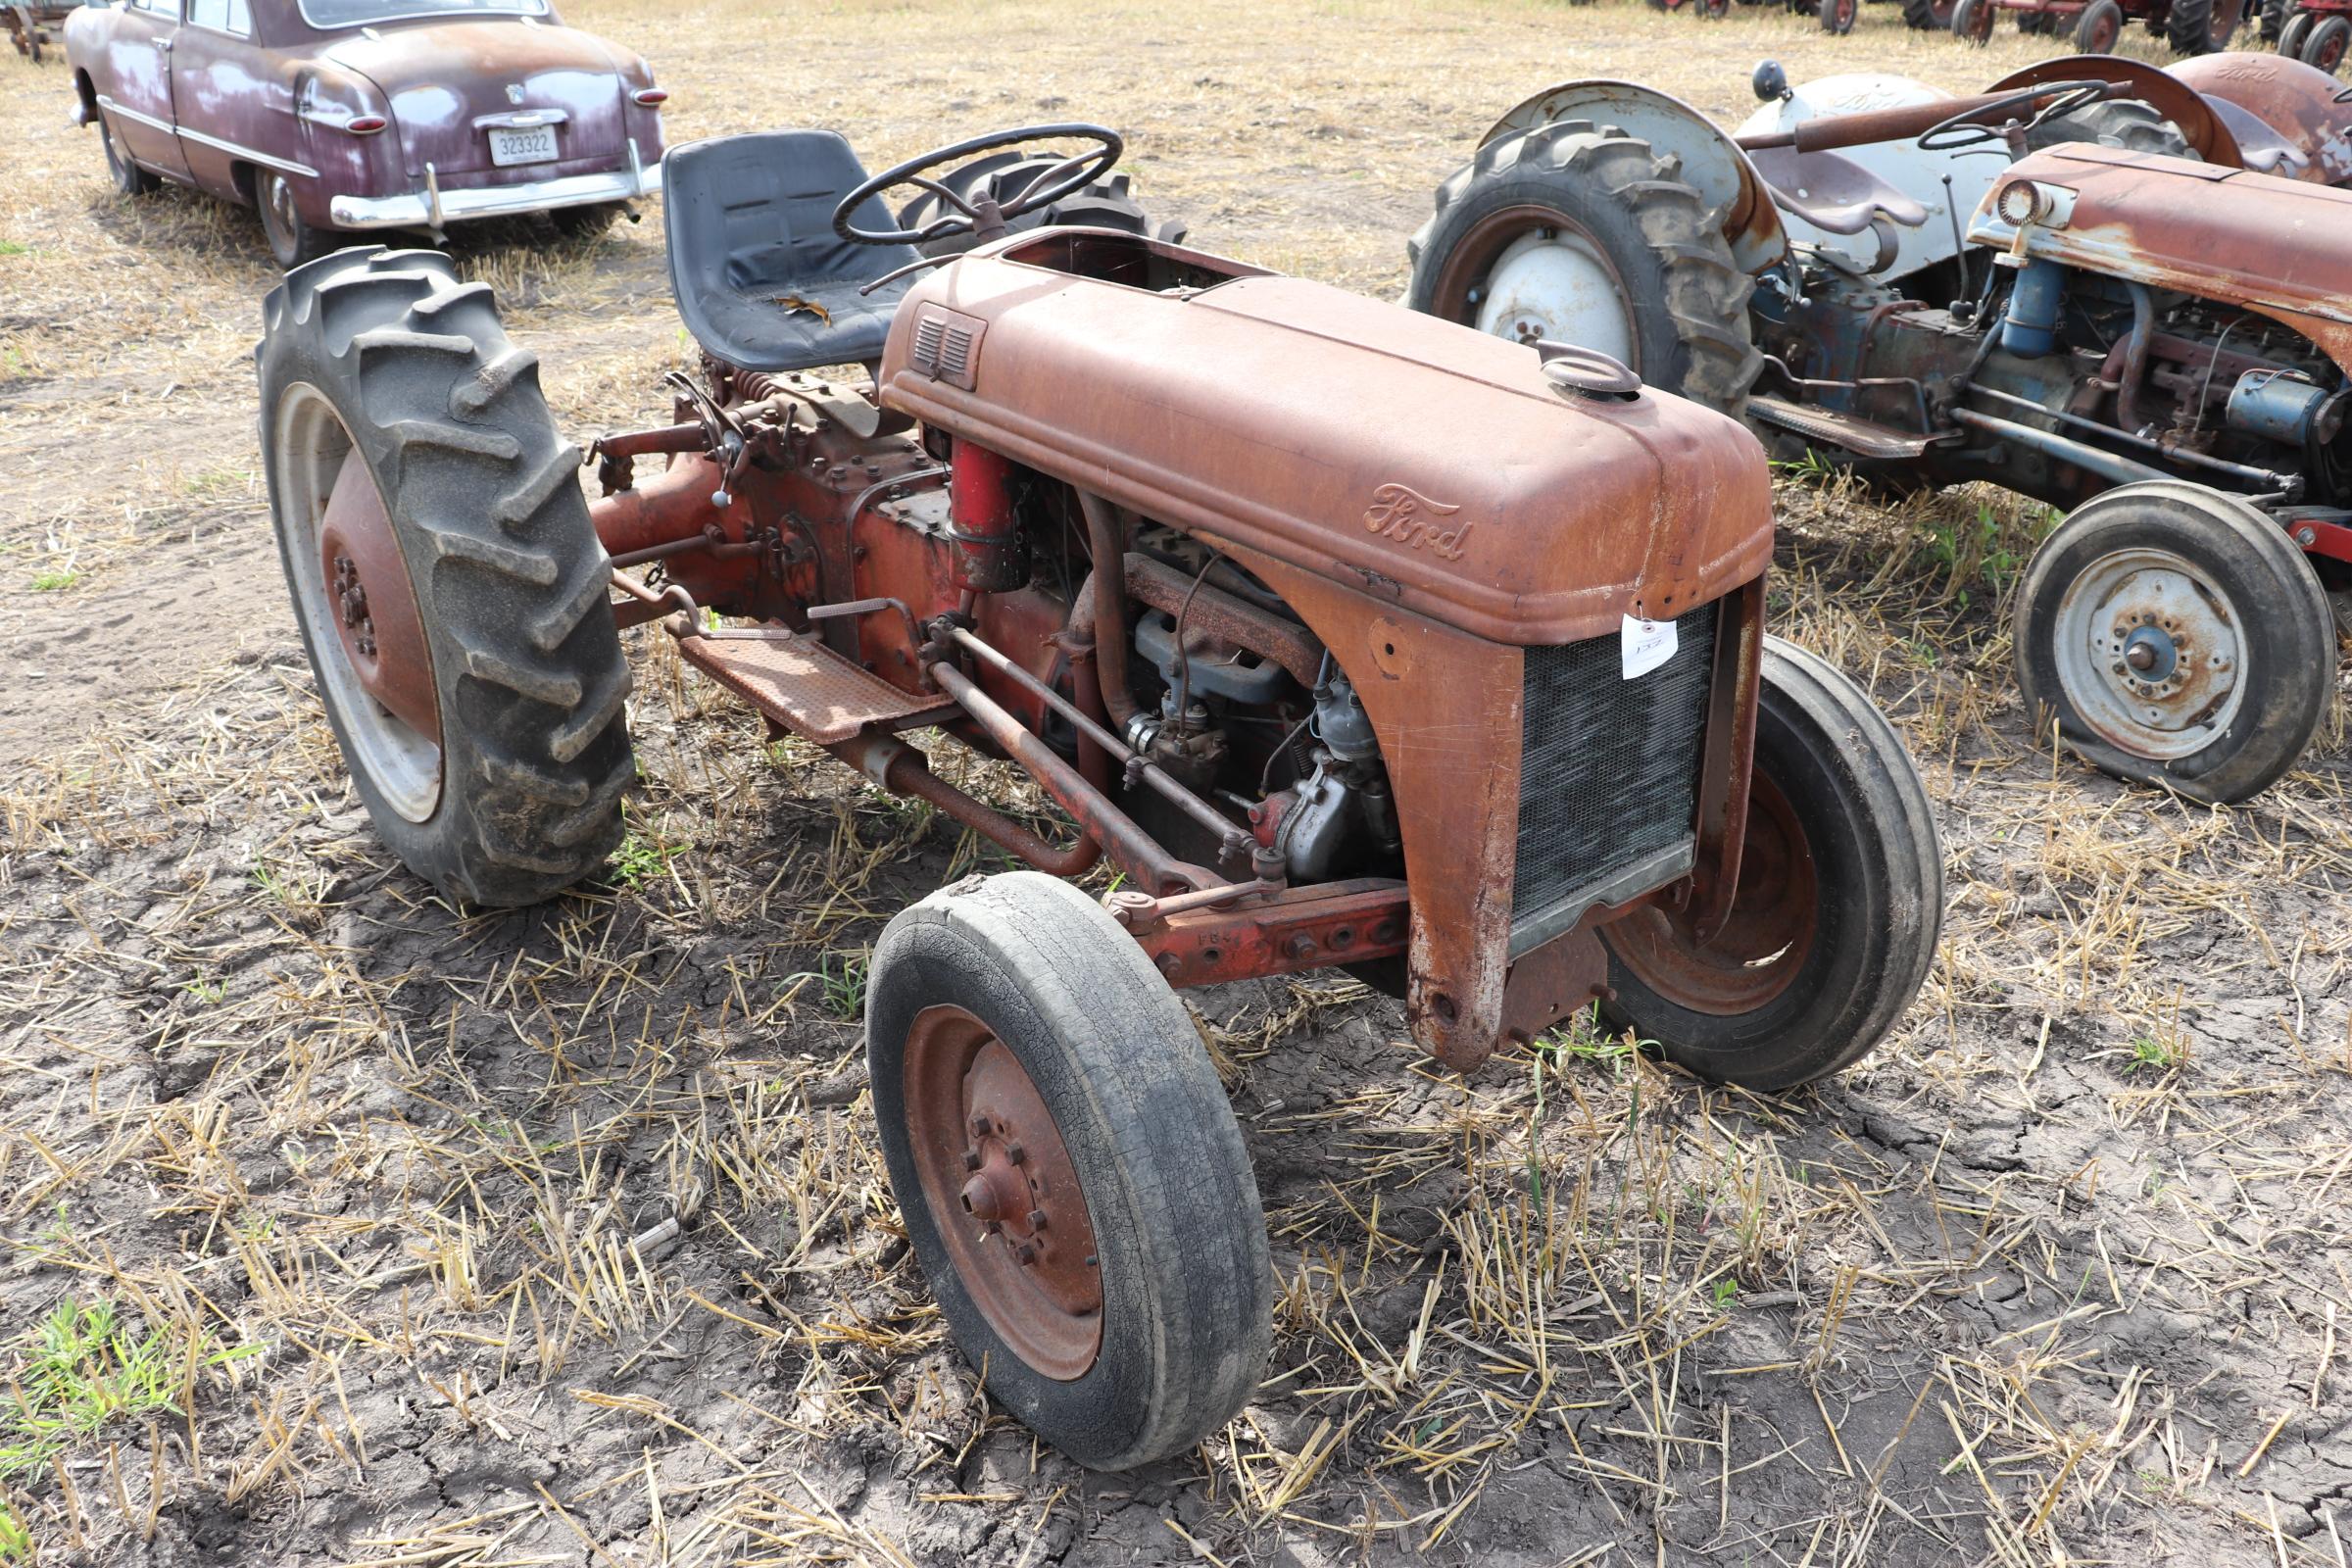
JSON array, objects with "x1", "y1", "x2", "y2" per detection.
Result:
[{"x1": 1536, "y1": 341, "x2": 1642, "y2": 400}]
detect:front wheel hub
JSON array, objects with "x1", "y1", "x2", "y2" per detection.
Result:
[
  {"x1": 903, "y1": 1006, "x2": 1102, "y2": 1380},
  {"x1": 2058, "y1": 549, "x2": 2242, "y2": 760}
]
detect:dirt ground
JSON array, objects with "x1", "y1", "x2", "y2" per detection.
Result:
[{"x1": 4, "y1": 1, "x2": 2350, "y2": 1564}]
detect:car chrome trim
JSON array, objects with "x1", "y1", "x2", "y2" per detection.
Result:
[
  {"x1": 329, "y1": 156, "x2": 662, "y2": 229},
  {"x1": 95, "y1": 95, "x2": 172, "y2": 135},
  {"x1": 471, "y1": 109, "x2": 569, "y2": 130},
  {"x1": 177, "y1": 124, "x2": 318, "y2": 178},
  {"x1": 100, "y1": 96, "x2": 321, "y2": 177}
]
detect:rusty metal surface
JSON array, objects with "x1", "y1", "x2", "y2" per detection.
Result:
[
  {"x1": 1123, "y1": 553, "x2": 1325, "y2": 689},
  {"x1": 318, "y1": 445, "x2": 439, "y2": 744},
  {"x1": 1602, "y1": 765, "x2": 1818, "y2": 1016},
  {"x1": 1117, "y1": 878, "x2": 1409, "y2": 989},
  {"x1": 1226, "y1": 550, "x2": 1525, "y2": 1073},
  {"x1": 927, "y1": 658, "x2": 1219, "y2": 897},
  {"x1": 679, "y1": 628, "x2": 953, "y2": 745},
  {"x1": 902, "y1": 1005, "x2": 1102, "y2": 1381},
  {"x1": 879, "y1": 235, "x2": 1775, "y2": 647},
  {"x1": 1968, "y1": 147, "x2": 2352, "y2": 380},
  {"x1": 1988, "y1": 57, "x2": 2244, "y2": 168},
  {"x1": 1687, "y1": 576, "x2": 1763, "y2": 945},
  {"x1": 1497, "y1": 926, "x2": 1608, "y2": 1046},
  {"x1": 829, "y1": 730, "x2": 1101, "y2": 878},
  {"x1": 2168, "y1": 52, "x2": 2352, "y2": 188}
]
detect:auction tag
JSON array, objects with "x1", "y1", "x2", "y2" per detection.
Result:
[{"x1": 1620, "y1": 612, "x2": 1677, "y2": 680}]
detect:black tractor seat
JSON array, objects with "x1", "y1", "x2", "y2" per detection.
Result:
[{"x1": 662, "y1": 130, "x2": 921, "y2": 374}]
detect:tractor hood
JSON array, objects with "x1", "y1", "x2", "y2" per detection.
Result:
[
  {"x1": 878, "y1": 232, "x2": 1773, "y2": 647},
  {"x1": 1971, "y1": 145, "x2": 2352, "y2": 379}
]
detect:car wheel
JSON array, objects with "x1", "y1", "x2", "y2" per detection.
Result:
[
  {"x1": 99, "y1": 113, "x2": 159, "y2": 197},
  {"x1": 258, "y1": 169, "x2": 336, "y2": 270}
]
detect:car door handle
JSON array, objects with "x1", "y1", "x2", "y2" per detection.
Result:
[{"x1": 153, "y1": 36, "x2": 172, "y2": 51}]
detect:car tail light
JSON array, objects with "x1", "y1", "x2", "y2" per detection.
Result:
[
  {"x1": 345, "y1": 115, "x2": 387, "y2": 134},
  {"x1": 632, "y1": 88, "x2": 667, "y2": 106}
]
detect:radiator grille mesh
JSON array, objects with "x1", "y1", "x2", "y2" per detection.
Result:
[{"x1": 1514, "y1": 600, "x2": 1719, "y2": 936}]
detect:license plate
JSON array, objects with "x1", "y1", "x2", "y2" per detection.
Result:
[{"x1": 487, "y1": 125, "x2": 558, "y2": 167}]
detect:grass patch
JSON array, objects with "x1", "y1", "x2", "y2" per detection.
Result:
[{"x1": 0, "y1": 1299, "x2": 254, "y2": 1482}]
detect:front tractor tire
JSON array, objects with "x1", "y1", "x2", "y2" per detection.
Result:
[
  {"x1": 1406, "y1": 122, "x2": 1759, "y2": 418},
  {"x1": 867, "y1": 873, "x2": 1272, "y2": 1471},
  {"x1": 259, "y1": 247, "x2": 633, "y2": 906},
  {"x1": 2013, "y1": 481, "x2": 2331, "y2": 805},
  {"x1": 1597, "y1": 640, "x2": 1943, "y2": 1091}
]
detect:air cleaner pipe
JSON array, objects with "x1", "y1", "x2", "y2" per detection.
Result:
[
  {"x1": 1078, "y1": 490, "x2": 1144, "y2": 729},
  {"x1": 1961, "y1": 386, "x2": 2297, "y2": 493},
  {"x1": 1948, "y1": 407, "x2": 2170, "y2": 489},
  {"x1": 926, "y1": 658, "x2": 1220, "y2": 895},
  {"x1": 941, "y1": 624, "x2": 1262, "y2": 870},
  {"x1": 825, "y1": 731, "x2": 1100, "y2": 877}
]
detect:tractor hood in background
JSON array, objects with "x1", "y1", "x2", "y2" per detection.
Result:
[
  {"x1": 318, "y1": 20, "x2": 634, "y2": 178},
  {"x1": 880, "y1": 232, "x2": 1775, "y2": 648}
]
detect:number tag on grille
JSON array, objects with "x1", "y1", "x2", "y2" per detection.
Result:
[{"x1": 1621, "y1": 613, "x2": 1678, "y2": 680}]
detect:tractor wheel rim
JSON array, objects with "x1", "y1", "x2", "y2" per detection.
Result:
[
  {"x1": 1432, "y1": 207, "x2": 1642, "y2": 374},
  {"x1": 903, "y1": 1004, "x2": 1102, "y2": 1381},
  {"x1": 2052, "y1": 546, "x2": 2245, "y2": 760},
  {"x1": 273, "y1": 383, "x2": 444, "y2": 822},
  {"x1": 1603, "y1": 768, "x2": 1818, "y2": 1016}
]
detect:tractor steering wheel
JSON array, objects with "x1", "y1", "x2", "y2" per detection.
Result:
[
  {"x1": 834, "y1": 124, "x2": 1124, "y2": 247},
  {"x1": 1916, "y1": 80, "x2": 2110, "y2": 152}
]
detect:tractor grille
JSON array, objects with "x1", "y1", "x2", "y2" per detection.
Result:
[{"x1": 1511, "y1": 599, "x2": 1719, "y2": 955}]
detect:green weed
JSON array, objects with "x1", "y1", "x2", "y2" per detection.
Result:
[{"x1": 0, "y1": 1298, "x2": 256, "y2": 1482}]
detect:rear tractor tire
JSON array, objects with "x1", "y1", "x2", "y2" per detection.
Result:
[
  {"x1": 2165, "y1": 0, "x2": 2246, "y2": 53},
  {"x1": 258, "y1": 246, "x2": 634, "y2": 906},
  {"x1": 1406, "y1": 122, "x2": 1759, "y2": 418},
  {"x1": 2013, "y1": 481, "x2": 2331, "y2": 804},
  {"x1": 2030, "y1": 97, "x2": 2193, "y2": 157},
  {"x1": 867, "y1": 873, "x2": 1272, "y2": 1471},
  {"x1": 1596, "y1": 639, "x2": 1942, "y2": 1092},
  {"x1": 1900, "y1": 0, "x2": 1959, "y2": 28}
]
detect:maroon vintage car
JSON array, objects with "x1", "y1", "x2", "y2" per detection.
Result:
[{"x1": 64, "y1": 0, "x2": 665, "y2": 268}]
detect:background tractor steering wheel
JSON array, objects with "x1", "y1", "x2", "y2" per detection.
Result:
[
  {"x1": 834, "y1": 124, "x2": 1124, "y2": 247},
  {"x1": 1916, "y1": 81, "x2": 2110, "y2": 152}
]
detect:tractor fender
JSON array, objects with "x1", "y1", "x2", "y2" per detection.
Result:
[
  {"x1": 1734, "y1": 72, "x2": 1992, "y2": 286},
  {"x1": 2167, "y1": 52, "x2": 2352, "y2": 188},
  {"x1": 1481, "y1": 80, "x2": 1788, "y2": 275},
  {"x1": 1990, "y1": 57, "x2": 2247, "y2": 169},
  {"x1": 1968, "y1": 145, "x2": 2352, "y2": 382}
]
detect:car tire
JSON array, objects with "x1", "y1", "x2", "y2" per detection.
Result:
[
  {"x1": 259, "y1": 169, "x2": 336, "y2": 271},
  {"x1": 99, "y1": 113, "x2": 158, "y2": 197}
]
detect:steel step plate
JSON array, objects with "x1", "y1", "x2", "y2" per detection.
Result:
[
  {"x1": 1749, "y1": 395, "x2": 1934, "y2": 461},
  {"x1": 678, "y1": 629, "x2": 954, "y2": 745}
]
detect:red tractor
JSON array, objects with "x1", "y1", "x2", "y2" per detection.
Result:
[
  {"x1": 1949, "y1": 0, "x2": 2244, "y2": 52},
  {"x1": 256, "y1": 124, "x2": 1941, "y2": 1467},
  {"x1": 2269, "y1": 0, "x2": 2352, "y2": 72}
]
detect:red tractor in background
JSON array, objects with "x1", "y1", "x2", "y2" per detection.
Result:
[
  {"x1": 2267, "y1": 0, "x2": 2352, "y2": 73},
  {"x1": 256, "y1": 123, "x2": 1940, "y2": 1466},
  {"x1": 1948, "y1": 0, "x2": 2243, "y2": 54}
]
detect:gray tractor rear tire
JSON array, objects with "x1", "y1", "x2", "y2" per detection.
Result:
[
  {"x1": 258, "y1": 247, "x2": 634, "y2": 906},
  {"x1": 2030, "y1": 98, "x2": 2194, "y2": 157},
  {"x1": 1406, "y1": 121, "x2": 1759, "y2": 418},
  {"x1": 2165, "y1": 0, "x2": 2243, "y2": 52}
]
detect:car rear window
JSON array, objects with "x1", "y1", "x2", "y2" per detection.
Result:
[{"x1": 299, "y1": 0, "x2": 550, "y2": 25}]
